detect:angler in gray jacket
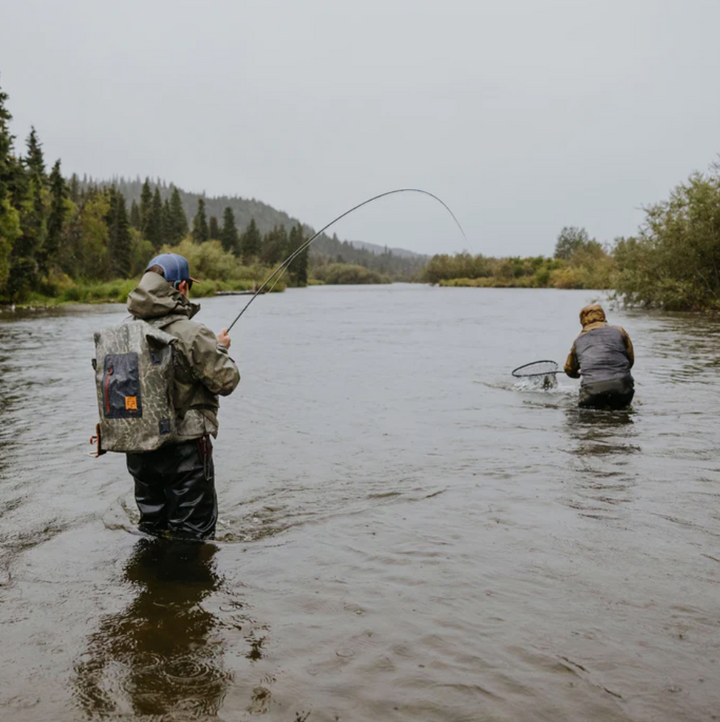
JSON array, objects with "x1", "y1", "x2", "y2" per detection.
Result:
[
  {"x1": 125, "y1": 253, "x2": 240, "y2": 540},
  {"x1": 564, "y1": 304, "x2": 635, "y2": 410}
]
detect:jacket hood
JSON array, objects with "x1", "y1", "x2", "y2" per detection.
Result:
[
  {"x1": 579, "y1": 303, "x2": 607, "y2": 329},
  {"x1": 127, "y1": 272, "x2": 200, "y2": 320}
]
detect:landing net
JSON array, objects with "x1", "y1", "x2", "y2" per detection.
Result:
[{"x1": 511, "y1": 360, "x2": 560, "y2": 378}]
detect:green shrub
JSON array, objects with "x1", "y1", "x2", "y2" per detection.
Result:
[
  {"x1": 62, "y1": 286, "x2": 82, "y2": 302},
  {"x1": 312, "y1": 263, "x2": 390, "y2": 284},
  {"x1": 612, "y1": 163, "x2": 720, "y2": 310},
  {"x1": 426, "y1": 247, "x2": 615, "y2": 291},
  {"x1": 189, "y1": 277, "x2": 285, "y2": 299}
]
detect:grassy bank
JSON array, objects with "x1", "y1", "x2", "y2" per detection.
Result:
[
  {"x1": 10, "y1": 259, "x2": 392, "y2": 309},
  {"x1": 19, "y1": 276, "x2": 284, "y2": 307},
  {"x1": 311, "y1": 262, "x2": 391, "y2": 285},
  {"x1": 439, "y1": 277, "x2": 551, "y2": 288}
]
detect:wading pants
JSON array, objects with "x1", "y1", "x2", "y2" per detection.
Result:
[
  {"x1": 126, "y1": 437, "x2": 217, "y2": 541},
  {"x1": 579, "y1": 377, "x2": 634, "y2": 411}
]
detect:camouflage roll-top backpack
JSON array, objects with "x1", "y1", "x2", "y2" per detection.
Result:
[{"x1": 91, "y1": 319, "x2": 179, "y2": 455}]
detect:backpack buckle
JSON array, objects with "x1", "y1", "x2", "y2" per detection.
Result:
[{"x1": 88, "y1": 424, "x2": 106, "y2": 457}]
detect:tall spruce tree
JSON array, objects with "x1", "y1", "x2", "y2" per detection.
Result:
[
  {"x1": 168, "y1": 186, "x2": 188, "y2": 243},
  {"x1": 240, "y1": 218, "x2": 261, "y2": 262},
  {"x1": 0, "y1": 83, "x2": 12, "y2": 198},
  {"x1": 146, "y1": 186, "x2": 164, "y2": 249},
  {"x1": 8, "y1": 127, "x2": 48, "y2": 293},
  {"x1": 162, "y1": 197, "x2": 172, "y2": 241},
  {"x1": 25, "y1": 127, "x2": 46, "y2": 180},
  {"x1": 192, "y1": 197, "x2": 209, "y2": 243},
  {"x1": 42, "y1": 159, "x2": 68, "y2": 272},
  {"x1": 209, "y1": 215, "x2": 220, "y2": 240},
  {"x1": 139, "y1": 178, "x2": 153, "y2": 237},
  {"x1": 129, "y1": 199, "x2": 141, "y2": 229},
  {"x1": 220, "y1": 206, "x2": 240, "y2": 255},
  {"x1": 25, "y1": 127, "x2": 47, "y2": 202},
  {"x1": 5, "y1": 150, "x2": 28, "y2": 212},
  {"x1": 287, "y1": 223, "x2": 308, "y2": 285},
  {"x1": 0, "y1": 81, "x2": 21, "y2": 293},
  {"x1": 26, "y1": 130, "x2": 48, "y2": 241},
  {"x1": 261, "y1": 225, "x2": 288, "y2": 266},
  {"x1": 107, "y1": 187, "x2": 132, "y2": 278},
  {"x1": 68, "y1": 173, "x2": 80, "y2": 202}
]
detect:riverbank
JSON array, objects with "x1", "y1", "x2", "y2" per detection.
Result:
[
  {"x1": 424, "y1": 252, "x2": 615, "y2": 291},
  {"x1": 2, "y1": 265, "x2": 396, "y2": 309},
  {"x1": 2, "y1": 276, "x2": 286, "y2": 308},
  {"x1": 437, "y1": 275, "x2": 609, "y2": 289}
]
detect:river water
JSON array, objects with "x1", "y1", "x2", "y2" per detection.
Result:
[{"x1": 0, "y1": 285, "x2": 718, "y2": 722}]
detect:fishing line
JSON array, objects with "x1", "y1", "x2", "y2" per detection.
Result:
[{"x1": 226, "y1": 188, "x2": 468, "y2": 331}]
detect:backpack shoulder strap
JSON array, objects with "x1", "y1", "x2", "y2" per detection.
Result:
[
  {"x1": 121, "y1": 316, "x2": 178, "y2": 348},
  {"x1": 145, "y1": 314, "x2": 188, "y2": 331}
]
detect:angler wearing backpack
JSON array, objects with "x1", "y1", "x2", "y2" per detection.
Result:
[{"x1": 92, "y1": 253, "x2": 240, "y2": 540}]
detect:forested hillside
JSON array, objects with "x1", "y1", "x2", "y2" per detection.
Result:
[
  {"x1": 99, "y1": 178, "x2": 428, "y2": 280},
  {"x1": 106, "y1": 177, "x2": 307, "y2": 239}
]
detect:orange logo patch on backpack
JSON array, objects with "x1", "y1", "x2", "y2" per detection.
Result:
[{"x1": 125, "y1": 396, "x2": 138, "y2": 411}]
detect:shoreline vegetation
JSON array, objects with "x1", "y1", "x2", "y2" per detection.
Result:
[
  {"x1": 423, "y1": 159, "x2": 720, "y2": 312},
  {"x1": 1, "y1": 79, "x2": 718, "y2": 312},
  {"x1": 422, "y1": 244, "x2": 614, "y2": 291},
  {"x1": 6, "y1": 261, "x2": 396, "y2": 309}
]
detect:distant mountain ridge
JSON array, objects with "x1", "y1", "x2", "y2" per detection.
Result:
[{"x1": 349, "y1": 240, "x2": 427, "y2": 259}]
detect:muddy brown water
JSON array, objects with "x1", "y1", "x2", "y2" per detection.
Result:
[{"x1": 0, "y1": 285, "x2": 718, "y2": 722}]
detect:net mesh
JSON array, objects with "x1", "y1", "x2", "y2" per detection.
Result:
[{"x1": 511, "y1": 360, "x2": 560, "y2": 378}]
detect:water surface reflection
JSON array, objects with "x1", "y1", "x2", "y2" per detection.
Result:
[
  {"x1": 562, "y1": 407, "x2": 639, "y2": 520},
  {"x1": 74, "y1": 539, "x2": 229, "y2": 719}
]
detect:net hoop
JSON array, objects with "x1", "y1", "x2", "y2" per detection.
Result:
[{"x1": 511, "y1": 360, "x2": 560, "y2": 378}]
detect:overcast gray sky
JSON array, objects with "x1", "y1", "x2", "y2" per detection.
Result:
[{"x1": 1, "y1": 0, "x2": 718, "y2": 255}]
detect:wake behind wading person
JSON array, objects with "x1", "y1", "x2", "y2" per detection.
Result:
[
  {"x1": 91, "y1": 253, "x2": 240, "y2": 541},
  {"x1": 564, "y1": 304, "x2": 634, "y2": 410}
]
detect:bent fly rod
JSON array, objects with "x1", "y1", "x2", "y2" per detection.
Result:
[{"x1": 226, "y1": 188, "x2": 468, "y2": 331}]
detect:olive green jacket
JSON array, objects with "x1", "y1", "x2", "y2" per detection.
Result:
[{"x1": 126, "y1": 272, "x2": 240, "y2": 440}]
